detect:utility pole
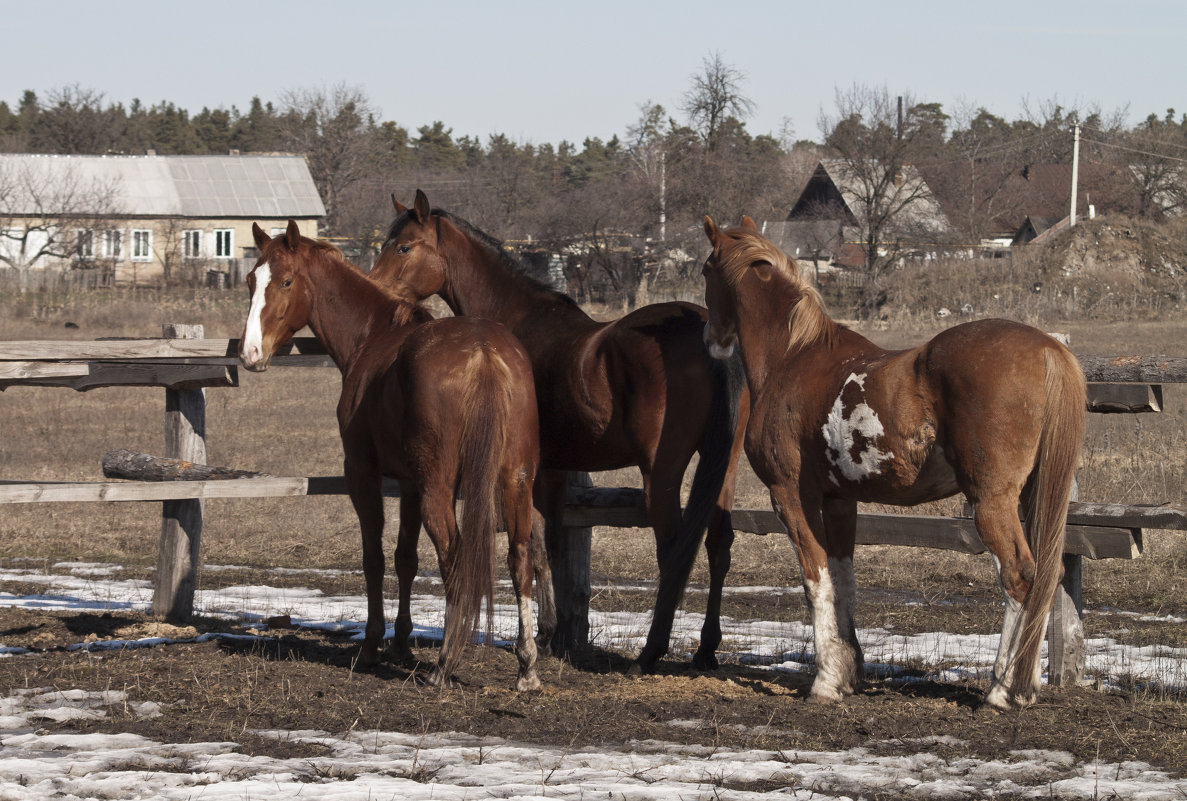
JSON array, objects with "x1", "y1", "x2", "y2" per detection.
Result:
[{"x1": 1070, "y1": 123, "x2": 1081, "y2": 227}]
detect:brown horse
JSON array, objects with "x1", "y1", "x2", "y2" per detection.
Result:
[
  {"x1": 700, "y1": 216, "x2": 1086, "y2": 710},
  {"x1": 238, "y1": 220, "x2": 551, "y2": 691},
  {"x1": 370, "y1": 190, "x2": 747, "y2": 674}
]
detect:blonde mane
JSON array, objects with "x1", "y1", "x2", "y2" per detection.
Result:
[{"x1": 718, "y1": 228, "x2": 838, "y2": 352}]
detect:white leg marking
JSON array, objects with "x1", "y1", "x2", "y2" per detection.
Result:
[
  {"x1": 986, "y1": 555, "x2": 1042, "y2": 709},
  {"x1": 240, "y1": 263, "x2": 272, "y2": 368},
  {"x1": 806, "y1": 568, "x2": 849, "y2": 702}
]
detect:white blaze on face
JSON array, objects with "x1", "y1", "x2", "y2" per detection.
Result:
[
  {"x1": 241, "y1": 263, "x2": 272, "y2": 368},
  {"x1": 822, "y1": 372, "x2": 894, "y2": 484}
]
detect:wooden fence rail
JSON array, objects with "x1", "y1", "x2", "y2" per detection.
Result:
[{"x1": 3, "y1": 332, "x2": 1187, "y2": 687}]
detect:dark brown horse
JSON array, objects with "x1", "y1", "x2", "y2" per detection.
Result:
[
  {"x1": 238, "y1": 220, "x2": 551, "y2": 691},
  {"x1": 370, "y1": 190, "x2": 746, "y2": 673},
  {"x1": 701, "y1": 216, "x2": 1086, "y2": 710}
]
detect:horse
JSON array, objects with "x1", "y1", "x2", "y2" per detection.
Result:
[
  {"x1": 238, "y1": 219, "x2": 551, "y2": 691},
  {"x1": 369, "y1": 189, "x2": 747, "y2": 674},
  {"x1": 700, "y1": 215, "x2": 1086, "y2": 711}
]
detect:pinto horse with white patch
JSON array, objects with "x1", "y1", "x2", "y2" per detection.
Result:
[
  {"x1": 701, "y1": 216, "x2": 1086, "y2": 711},
  {"x1": 239, "y1": 220, "x2": 550, "y2": 691}
]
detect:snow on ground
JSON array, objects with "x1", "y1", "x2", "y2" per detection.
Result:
[{"x1": 2, "y1": 561, "x2": 1187, "y2": 801}]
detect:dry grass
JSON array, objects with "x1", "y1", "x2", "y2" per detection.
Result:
[{"x1": 2, "y1": 288, "x2": 1186, "y2": 607}]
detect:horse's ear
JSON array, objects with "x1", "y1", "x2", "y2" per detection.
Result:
[
  {"x1": 252, "y1": 222, "x2": 270, "y2": 250},
  {"x1": 413, "y1": 189, "x2": 431, "y2": 223},
  {"x1": 392, "y1": 194, "x2": 407, "y2": 214},
  {"x1": 703, "y1": 215, "x2": 721, "y2": 246},
  {"x1": 285, "y1": 219, "x2": 301, "y2": 251},
  {"x1": 740, "y1": 215, "x2": 758, "y2": 231}
]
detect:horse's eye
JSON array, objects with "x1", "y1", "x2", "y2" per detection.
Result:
[
  {"x1": 396, "y1": 244, "x2": 411, "y2": 255},
  {"x1": 282, "y1": 278, "x2": 293, "y2": 289}
]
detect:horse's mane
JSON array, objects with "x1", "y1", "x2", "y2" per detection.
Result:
[
  {"x1": 718, "y1": 228, "x2": 839, "y2": 352},
  {"x1": 385, "y1": 207, "x2": 581, "y2": 309}
]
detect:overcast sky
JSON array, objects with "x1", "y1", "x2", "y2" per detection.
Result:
[{"x1": 3, "y1": 0, "x2": 1183, "y2": 147}]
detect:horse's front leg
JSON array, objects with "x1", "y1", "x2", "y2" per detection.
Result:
[
  {"x1": 770, "y1": 486, "x2": 860, "y2": 703},
  {"x1": 821, "y1": 495, "x2": 864, "y2": 696},
  {"x1": 346, "y1": 465, "x2": 386, "y2": 667},
  {"x1": 391, "y1": 484, "x2": 422, "y2": 664}
]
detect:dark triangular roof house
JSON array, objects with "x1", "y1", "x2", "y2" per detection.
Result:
[{"x1": 769, "y1": 160, "x2": 952, "y2": 265}]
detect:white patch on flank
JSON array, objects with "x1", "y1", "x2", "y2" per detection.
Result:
[
  {"x1": 822, "y1": 372, "x2": 894, "y2": 483},
  {"x1": 241, "y1": 263, "x2": 271, "y2": 367}
]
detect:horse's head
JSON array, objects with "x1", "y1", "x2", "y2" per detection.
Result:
[
  {"x1": 371, "y1": 188, "x2": 448, "y2": 304},
  {"x1": 239, "y1": 219, "x2": 315, "y2": 372},
  {"x1": 700, "y1": 214, "x2": 765, "y2": 360}
]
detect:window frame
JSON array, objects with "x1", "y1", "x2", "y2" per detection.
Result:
[
  {"x1": 131, "y1": 229, "x2": 153, "y2": 262},
  {"x1": 183, "y1": 229, "x2": 202, "y2": 259},
  {"x1": 102, "y1": 229, "x2": 123, "y2": 260},
  {"x1": 214, "y1": 228, "x2": 234, "y2": 259}
]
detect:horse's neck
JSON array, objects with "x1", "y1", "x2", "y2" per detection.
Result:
[
  {"x1": 444, "y1": 230, "x2": 585, "y2": 328},
  {"x1": 306, "y1": 255, "x2": 390, "y2": 373},
  {"x1": 737, "y1": 282, "x2": 827, "y2": 389}
]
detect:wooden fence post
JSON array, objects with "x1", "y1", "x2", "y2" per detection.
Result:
[
  {"x1": 151, "y1": 323, "x2": 206, "y2": 622},
  {"x1": 550, "y1": 471, "x2": 593, "y2": 655}
]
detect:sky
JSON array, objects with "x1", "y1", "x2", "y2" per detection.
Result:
[
  {"x1": 2, "y1": 1, "x2": 1185, "y2": 149},
  {"x1": 3, "y1": 560, "x2": 1187, "y2": 799}
]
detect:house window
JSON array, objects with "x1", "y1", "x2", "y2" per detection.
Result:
[
  {"x1": 214, "y1": 228, "x2": 234, "y2": 259},
  {"x1": 76, "y1": 230, "x2": 95, "y2": 259},
  {"x1": 183, "y1": 230, "x2": 202, "y2": 259},
  {"x1": 103, "y1": 229, "x2": 123, "y2": 259},
  {"x1": 131, "y1": 229, "x2": 152, "y2": 261}
]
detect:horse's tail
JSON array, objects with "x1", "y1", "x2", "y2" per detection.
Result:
[
  {"x1": 1012, "y1": 342, "x2": 1087, "y2": 700},
  {"x1": 443, "y1": 344, "x2": 510, "y2": 675},
  {"x1": 657, "y1": 345, "x2": 745, "y2": 601}
]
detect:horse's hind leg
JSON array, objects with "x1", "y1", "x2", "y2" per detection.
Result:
[
  {"x1": 693, "y1": 506, "x2": 734, "y2": 670},
  {"x1": 507, "y1": 489, "x2": 542, "y2": 691},
  {"x1": 530, "y1": 508, "x2": 556, "y2": 656},
  {"x1": 419, "y1": 495, "x2": 459, "y2": 688},
  {"x1": 346, "y1": 467, "x2": 386, "y2": 667},
  {"x1": 391, "y1": 486, "x2": 422, "y2": 663},
  {"x1": 973, "y1": 493, "x2": 1045, "y2": 711}
]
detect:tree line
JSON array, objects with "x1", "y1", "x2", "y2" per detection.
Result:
[{"x1": 3, "y1": 56, "x2": 1185, "y2": 303}]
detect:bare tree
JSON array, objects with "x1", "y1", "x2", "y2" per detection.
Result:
[
  {"x1": 680, "y1": 52, "x2": 756, "y2": 151},
  {"x1": 279, "y1": 84, "x2": 384, "y2": 235},
  {"x1": 0, "y1": 156, "x2": 121, "y2": 290},
  {"x1": 819, "y1": 84, "x2": 950, "y2": 308}
]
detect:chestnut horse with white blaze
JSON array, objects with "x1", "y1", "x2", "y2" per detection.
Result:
[
  {"x1": 701, "y1": 216, "x2": 1086, "y2": 710},
  {"x1": 370, "y1": 190, "x2": 747, "y2": 674},
  {"x1": 239, "y1": 220, "x2": 551, "y2": 691}
]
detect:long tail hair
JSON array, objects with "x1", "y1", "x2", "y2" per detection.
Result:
[
  {"x1": 1011, "y1": 343, "x2": 1087, "y2": 697},
  {"x1": 441, "y1": 345, "x2": 511, "y2": 674}
]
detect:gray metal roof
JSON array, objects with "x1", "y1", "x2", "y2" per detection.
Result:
[{"x1": 0, "y1": 153, "x2": 325, "y2": 219}]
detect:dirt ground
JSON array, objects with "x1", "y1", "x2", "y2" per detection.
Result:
[{"x1": 3, "y1": 584, "x2": 1186, "y2": 780}]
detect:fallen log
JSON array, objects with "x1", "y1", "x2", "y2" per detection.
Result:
[{"x1": 102, "y1": 449, "x2": 270, "y2": 481}]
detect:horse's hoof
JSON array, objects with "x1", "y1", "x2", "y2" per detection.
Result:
[
  {"x1": 627, "y1": 661, "x2": 647, "y2": 677},
  {"x1": 516, "y1": 673, "x2": 542, "y2": 692},
  {"x1": 692, "y1": 651, "x2": 719, "y2": 671}
]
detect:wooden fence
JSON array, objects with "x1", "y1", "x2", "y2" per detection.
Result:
[{"x1": 3, "y1": 327, "x2": 1186, "y2": 687}]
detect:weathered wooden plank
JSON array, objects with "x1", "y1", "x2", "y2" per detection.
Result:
[
  {"x1": 1078, "y1": 354, "x2": 1187, "y2": 383},
  {"x1": 0, "y1": 361, "x2": 89, "y2": 380},
  {"x1": 0, "y1": 336, "x2": 328, "y2": 362},
  {"x1": 0, "y1": 363, "x2": 237, "y2": 391},
  {"x1": 0, "y1": 476, "x2": 400, "y2": 503},
  {"x1": 1067, "y1": 501, "x2": 1186, "y2": 531}
]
